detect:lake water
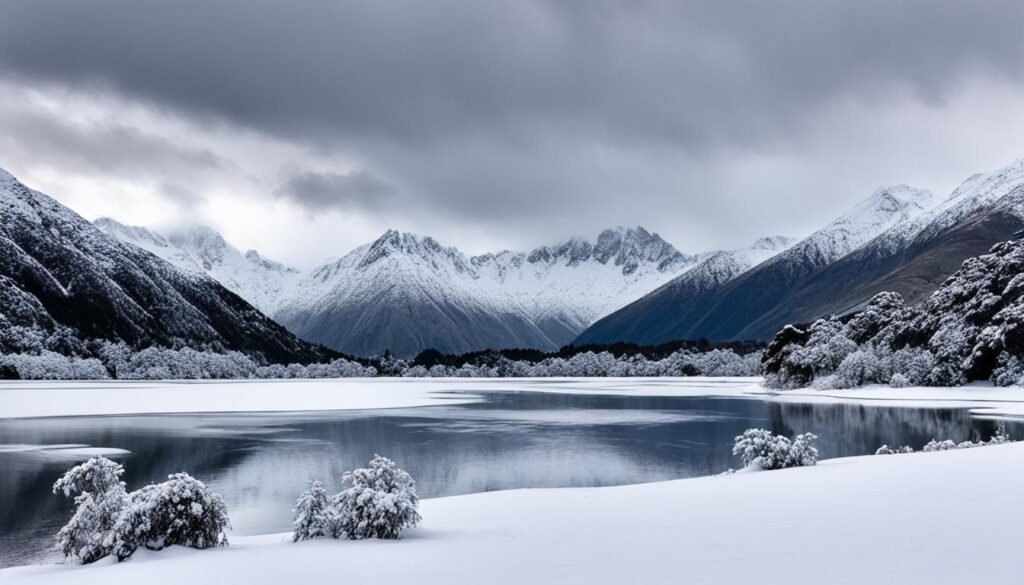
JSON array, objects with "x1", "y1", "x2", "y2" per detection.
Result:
[{"x1": 0, "y1": 390, "x2": 1014, "y2": 568}]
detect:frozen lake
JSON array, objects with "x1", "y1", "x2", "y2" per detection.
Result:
[{"x1": 0, "y1": 387, "x2": 1015, "y2": 568}]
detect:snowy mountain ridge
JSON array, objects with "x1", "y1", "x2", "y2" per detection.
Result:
[
  {"x1": 275, "y1": 226, "x2": 728, "y2": 357},
  {"x1": 759, "y1": 184, "x2": 941, "y2": 275},
  {"x1": 96, "y1": 218, "x2": 301, "y2": 314},
  {"x1": 0, "y1": 167, "x2": 327, "y2": 363},
  {"x1": 97, "y1": 218, "x2": 760, "y2": 356},
  {"x1": 574, "y1": 182, "x2": 942, "y2": 346}
]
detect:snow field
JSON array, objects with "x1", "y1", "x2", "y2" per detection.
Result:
[{"x1": 3, "y1": 441, "x2": 1021, "y2": 584}]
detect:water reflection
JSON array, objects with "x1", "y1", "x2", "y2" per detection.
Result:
[{"x1": 0, "y1": 391, "x2": 1015, "y2": 568}]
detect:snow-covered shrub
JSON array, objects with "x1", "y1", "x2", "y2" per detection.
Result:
[
  {"x1": 922, "y1": 439, "x2": 959, "y2": 452},
  {"x1": 2, "y1": 351, "x2": 109, "y2": 380},
  {"x1": 120, "y1": 347, "x2": 258, "y2": 380},
  {"x1": 826, "y1": 350, "x2": 883, "y2": 389},
  {"x1": 920, "y1": 425, "x2": 1014, "y2": 453},
  {"x1": 332, "y1": 455, "x2": 421, "y2": 540},
  {"x1": 732, "y1": 429, "x2": 818, "y2": 470},
  {"x1": 875, "y1": 444, "x2": 914, "y2": 455},
  {"x1": 888, "y1": 373, "x2": 910, "y2": 388},
  {"x1": 789, "y1": 433, "x2": 819, "y2": 466},
  {"x1": 886, "y1": 347, "x2": 936, "y2": 386},
  {"x1": 293, "y1": 480, "x2": 333, "y2": 542},
  {"x1": 402, "y1": 365, "x2": 429, "y2": 378},
  {"x1": 990, "y1": 352, "x2": 1024, "y2": 387},
  {"x1": 989, "y1": 422, "x2": 1012, "y2": 445},
  {"x1": 52, "y1": 457, "x2": 129, "y2": 564},
  {"x1": 112, "y1": 473, "x2": 229, "y2": 560}
]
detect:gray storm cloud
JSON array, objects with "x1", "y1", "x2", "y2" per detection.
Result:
[{"x1": 0, "y1": 0, "x2": 1023, "y2": 259}]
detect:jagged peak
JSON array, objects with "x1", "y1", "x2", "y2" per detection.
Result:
[
  {"x1": 522, "y1": 225, "x2": 685, "y2": 274},
  {"x1": 357, "y1": 229, "x2": 471, "y2": 271}
]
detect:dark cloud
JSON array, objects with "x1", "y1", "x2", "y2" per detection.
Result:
[
  {"x1": 2, "y1": 1, "x2": 1020, "y2": 148},
  {"x1": 0, "y1": 96, "x2": 226, "y2": 180},
  {"x1": 0, "y1": 1, "x2": 1022, "y2": 255},
  {"x1": 275, "y1": 169, "x2": 396, "y2": 213}
]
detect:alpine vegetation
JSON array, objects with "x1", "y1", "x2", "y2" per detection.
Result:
[
  {"x1": 292, "y1": 480, "x2": 333, "y2": 542},
  {"x1": 112, "y1": 473, "x2": 230, "y2": 561},
  {"x1": 52, "y1": 457, "x2": 130, "y2": 564},
  {"x1": 293, "y1": 455, "x2": 421, "y2": 542},
  {"x1": 876, "y1": 424, "x2": 1013, "y2": 455},
  {"x1": 0, "y1": 344, "x2": 759, "y2": 380},
  {"x1": 52, "y1": 457, "x2": 229, "y2": 564},
  {"x1": 732, "y1": 429, "x2": 819, "y2": 470},
  {"x1": 764, "y1": 239, "x2": 1024, "y2": 389}
]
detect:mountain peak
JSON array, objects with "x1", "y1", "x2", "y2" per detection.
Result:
[{"x1": 357, "y1": 229, "x2": 466, "y2": 271}]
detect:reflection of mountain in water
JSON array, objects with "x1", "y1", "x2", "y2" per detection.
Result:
[
  {"x1": 768, "y1": 402, "x2": 1011, "y2": 459},
  {"x1": 2, "y1": 392, "x2": 1017, "y2": 569}
]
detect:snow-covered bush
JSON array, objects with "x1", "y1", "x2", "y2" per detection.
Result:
[
  {"x1": 732, "y1": 429, "x2": 818, "y2": 470},
  {"x1": 331, "y1": 455, "x2": 421, "y2": 540},
  {"x1": 54, "y1": 458, "x2": 230, "y2": 564},
  {"x1": 989, "y1": 422, "x2": 1012, "y2": 444},
  {"x1": 113, "y1": 473, "x2": 229, "y2": 560},
  {"x1": 2, "y1": 351, "x2": 109, "y2": 380},
  {"x1": 52, "y1": 457, "x2": 129, "y2": 564},
  {"x1": 886, "y1": 347, "x2": 936, "y2": 386},
  {"x1": 888, "y1": 373, "x2": 910, "y2": 388},
  {"x1": 826, "y1": 350, "x2": 882, "y2": 389},
  {"x1": 292, "y1": 480, "x2": 333, "y2": 542},
  {"x1": 789, "y1": 432, "x2": 819, "y2": 467},
  {"x1": 875, "y1": 444, "x2": 914, "y2": 455},
  {"x1": 917, "y1": 425, "x2": 1014, "y2": 453},
  {"x1": 922, "y1": 439, "x2": 961, "y2": 452}
]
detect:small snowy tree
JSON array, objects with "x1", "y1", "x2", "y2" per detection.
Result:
[
  {"x1": 332, "y1": 455, "x2": 421, "y2": 540},
  {"x1": 52, "y1": 457, "x2": 128, "y2": 564},
  {"x1": 788, "y1": 433, "x2": 819, "y2": 467},
  {"x1": 293, "y1": 480, "x2": 332, "y2": 541},
  {"x1": 113, "y1": 473, "x2": 229, "y2": 560},
  {"x1": 732, "y1": 429, "x2": 818, "y2": 470}
]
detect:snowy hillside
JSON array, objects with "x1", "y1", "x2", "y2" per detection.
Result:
[
  {"x1": 96, "y1": 219, "x2": 301, "y2": 314},
  {"x1": 274, "y1": 227, "x2": 709, "y2": 357},
  {"x1": 575, "y1": 185, "x2": 940, "y2": 346},
  {"x1": 0, "y1": 167, "x2": 328, "y2": 363},
  {"x1": 757, "y1": 184, "x2": 940, "y2": 276}
]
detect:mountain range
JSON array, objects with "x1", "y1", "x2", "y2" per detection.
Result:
[
  {"x1": 99, "y1": 217, "x2": 793, "y2": 357},
  {"x1": 6, "y1": 157, "x2": 1024, "y2": 361},
  {"x1": 576, "y1": 158, "x2": 1024, "y2": 345}
]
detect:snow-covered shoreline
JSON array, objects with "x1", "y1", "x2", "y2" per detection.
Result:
[
  {"x1": 3, "y1": 442, "x2": 1022, "y2": 584},
  {"x1": 3, "y1": 377, "x2": 1024, "y2": 420}
]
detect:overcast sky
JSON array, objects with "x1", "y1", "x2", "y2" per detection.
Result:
[{"x1": 2, "y1": 0, "x2": 1023, "y2": 267}]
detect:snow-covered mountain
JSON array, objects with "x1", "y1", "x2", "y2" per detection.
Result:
[
  {"x1": 734, "y1": 158, "x2": 1024, "y2": 339},
  {"x1": 576, "y1": 184, "x2": 941, "y2": 345},
  {"x1": 0, "y1": 167, "x2": 329, "y2": 363},
  {"x1": 274, "y1": 227, "x2": 711, "y2": 357},
  {"x1": 96, "y1": 219, "x2": 300, "y2": 314}
]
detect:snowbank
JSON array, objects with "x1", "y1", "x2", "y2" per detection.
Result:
[
  {"x1": 3, "y1": 377, "x2": 1024, "y2": 419},
  {"x1": 4, "y1": 442, "x2": 1022, "y2": 585}
]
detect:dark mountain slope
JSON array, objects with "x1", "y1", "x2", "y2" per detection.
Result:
[
  {"x1": 576, "y1": 185, "x2": 939, "y2": 345},
  {"x1": 740, "y1": 190, "x2": 1024, "y2": 340},
  {"x1": 0, "y1": 168, "x2": 329, "y2": 363}
]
